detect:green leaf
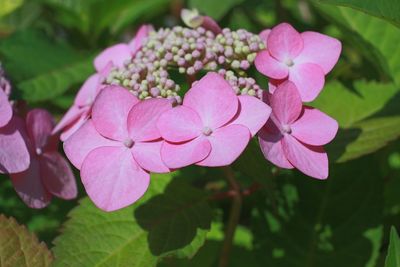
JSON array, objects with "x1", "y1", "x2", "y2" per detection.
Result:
[
  {"x1": 312, "y1": 81, "x2": 399, "y2": 128},
  {"x1": 251, "y1": 156, "x2": 384, "y2": 267},
  {"x1": 0, "y1": 0, "x2": 24, "y2": 18},
  {"x1": 311, "y1": 80, "x2": 400, "y2": 162},
  {"x1": 52, "y1": 172, "x2": 213, "y2": 267},
  {"x1": 0, "y1": 215, "x2": 53, "y2": 267},
  {"x1": 318, "y1": 0, "x2": 400, "y2": 28},
  {"x1": 385, "y1": 227, "x2": 400, "y2": 267},
  {"x1": 188, "y1": 0, "x2": 245, "y2": 20},
  {"x1": 315, "y1": 3, "x2": 400, "y2": 86},
  {"x1": 0, "y1": 30, "x2": 93, "y2": 102}
]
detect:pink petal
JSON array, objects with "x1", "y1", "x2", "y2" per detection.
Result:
[
  {"x1": 291, "y1": 107, "x2": 338, "y2": 146},
  {"x1": 92, "y1": 86, "x2": 139, "y2": 141},
  {"x1": 268, "y1": 78, "x2": 286, "y2": 94},
  {"x1": 268, "y1": 23, "x2": 303, "y2": 61},
  {"x1": 157, "y1": 105, "x2": 202, "y2": 142},
  {"x1": 161, "y1": 137, "x2": 211, "y2": 169},
  {"x1": 230, "y1": 95, "x2": 271, "y2": 137},
  {"x1": 129, "y1": 25, "x2": 153, "y2": 55},
  {"x1": 259, "y1": 29, "x2": 271, "y2": 44},
  {"x1": 26, "y1": 109, "x2": 54, "y2": 150},
  {"x1": 0, "y1": 89, "x2": 12, "y2": 127},
  {"x1": 40, "y1": 151, "x2": 77, "y2": 200},
  {"x1": 296, "y1": 32, "x2": 342, "y2": 74},
  {"x1": 0, "y1": 117, "x2": 30, "y2": 174},
  {"x1": 255, "y1": 50, "x2": 289, "y2": 79},
  {"x1": 59, "y1": 108, "x2": 89, "y2": 142},
  {"x1": 184, "y1": 72, "x2": 238, "y2": 129},
  {"x1": 197, "y1": 124, "x2": 250, "y2": 167},
  {"x1": 81, "y1": 146, "x2": 150, "y2": 211},
  {"x1": 52, "y1": 105, "x2": 84, "y2": 136},
  {"x1": 258, "y1": 122, "x2": 293, "y2": 169},
  {"x1": 132, "y1": 140, "x2": 170, "y2": 173},
  {"x1": 11, "y1": 158, "x2": 52, "y2": 209},
  {"x1": 64, "y1": 120, "x2": 118, "y2": 170},
  {"x1": 75, "y1": 73, "x2": 101, "y2": 107},
  {"x1": 202, "y1": 16, "x2": 222, "y2": 34},
  {"x1": 127, "y1": 98, "x2": 172, "y2": 142},
  {"x1": 289, "y1": 63, "x2": 325, "y2": 102},
  {"x1": 282, "y1": 134, "x2": 328, "y2": 179},
  {"x1": 94, "y1": 44, "x2": 131, "y2": 72},
  {"x1": 271, "y1": 81, "x2": 302, "y2": 125}
]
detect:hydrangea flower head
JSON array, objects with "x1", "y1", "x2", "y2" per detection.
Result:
[
  {"x1": 64, "y1": 86, "x2": 172, "y2": 211},
  {"x1": 255, "y1": 23, "x2": 341, "y2": 101},
  {"x1": 258, "y1": 81, "x2": 338, "y2": 179},
  {"x1": 11, "y1": 109, "x2": 77, "y2": 208}
]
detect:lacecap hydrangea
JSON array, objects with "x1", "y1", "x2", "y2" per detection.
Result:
[{"x1": 56, "y1": 10, "x2": 341, "y2": 211}]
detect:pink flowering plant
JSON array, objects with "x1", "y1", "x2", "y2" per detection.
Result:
[{"x1": 1, "y1": 1, "x2": 400, "y2": 266}]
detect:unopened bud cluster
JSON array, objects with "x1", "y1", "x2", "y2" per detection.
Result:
[{"x1": 106, "y1": 26, "x2": 265, "y2": 102}]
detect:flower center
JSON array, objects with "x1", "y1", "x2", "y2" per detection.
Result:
[
  {"x1": 284, "y1": 58, "x2": 294, "y2": 67},
  {"x1": 36, "y1": 148, "x2": 42, "y2": 155},
  {"x1": 123, "y1": 138, "x2": 134, "y2": 148},
  {"x1": 202, "y1": 127, "x2": 213, "y2": 136},
  {"x1": 282, "y1": 124, "x2": 292, "y2": 134}
]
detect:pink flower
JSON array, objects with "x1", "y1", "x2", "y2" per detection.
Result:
[
  {"x1": 64, "y1": 86, "x2": 172, "y2": 211},
  {"x1": 181, "y1": 8, "x2": 222, "y2": 34},
  {"x1": 0, "y1": 86, "x2": 12, "y2": 127},
  {"x1": 10, "y1": 109, "x2": 77, "y2": 208},
  {"x1": 258, "y1": 81, "x2": 338, "y2": 179},
  {"x1": 255, "y1": 23, "x2": 341, "y2": 102},
  {"x1": 52, "y1": 66, "x2": 111, "y2": 141},
  {"x1": 157, "y1": 72, "x2": 271, "y2": 168},
  {"x1": 0, "y1": 85, "x2": 30, "y2": 174},
  {"x1": 94, "y1": 24, "x2": 153, "y2": 72},
  {"x1": 54, "y1": 25, "x2": 152, "y2": 141}
]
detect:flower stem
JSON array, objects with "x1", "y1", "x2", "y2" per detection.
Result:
[{"x1": 218, "y1": 166, "x2": 242, "y2": 267}]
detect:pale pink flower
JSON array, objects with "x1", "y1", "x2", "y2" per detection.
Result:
[
  {"x1": 157, "y1": 72, "x2": 271, "y2": 169},
  {"x1": 255, "y1": 22, "x2": 341, "y2": 102},
  {"x1": 64, "y1": 86, "x2": 171, "y2": 211},
  {"x1": 54, "y1": 25, "x2": 152, "y2": 140},
  {"x1": 94, "y1": 24, "x2": 153, "y2": 72},
  {"x1": 258, "y1": 81, "x2": 338, "y2": 179},
  {"x1": 52, "y1": 65, "x2": 111, "y2": 141},
  {"x1": 11, "y1": 109, "x2": 77, "y2": 208}
]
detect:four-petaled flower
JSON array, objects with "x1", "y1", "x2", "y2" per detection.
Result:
[
  {"x1": 255, "y1": 22, "x2": 341, "y2": 102},
  {"x1": 64, "y1": 86, "x2": 171, "y2": 211},
  {"x1": 53, "y1": 25, "x2": 152, "y2": 141},
  {"x1": 258, "y1": 81, "x2": 338, "y2": 179},
  {"x1": 157, "y1": 72, "x2": 271, "y2": 168},
  {"x1": 11, "y1": 109, "x2": 77, "y2": 208}
]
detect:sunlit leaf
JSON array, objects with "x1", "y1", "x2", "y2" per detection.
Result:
[{"x1": 0, "y1": 215, "x2": 53, "y2": 267}]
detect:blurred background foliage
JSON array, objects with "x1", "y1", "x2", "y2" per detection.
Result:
[{"x1": 0, "y1": 0, "x2": 400, "y2": 266}]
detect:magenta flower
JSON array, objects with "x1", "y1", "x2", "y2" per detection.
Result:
[
  {"x1": 94, "y1": 24, "x2": 153, "y2": 72},
  {"x1": 157, "y1": 72, "x2": 271, "y2": 169},
  {"x1": 0, "y1": 87, "x2": 12, "y2": 127},
  {"x1": 258, "y1": 81, "x2": 338, "y2": 179},
  {"x1": 255, "y1": 22, "x2": 341, "y2": 102},
  {"x1": 54, "y1": 25, "x2": 152, "y2": 141},
  {"x1": 64, "y1": 86, "x2": 172, "y2": 211},
  {"x1": 181, "y1": 8, "x2": 222, "y2": 34},
  {"x1": 0, "y1": 83, "x2": 30, "y2": 174},
  {"x1": 10, "y1": 109, "x2": 77, "y2": 208},
  {"x1": 52, "y1": 66, "x2": 111, "y2": 141}
]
